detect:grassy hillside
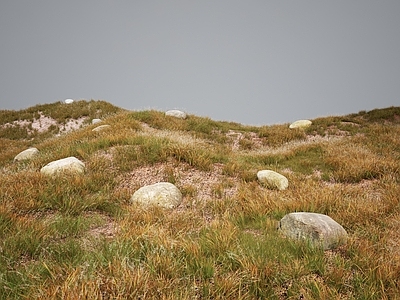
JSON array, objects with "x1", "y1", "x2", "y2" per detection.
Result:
[{"x1": 1, "y1": 101, "x2": 399, "y2": 299}]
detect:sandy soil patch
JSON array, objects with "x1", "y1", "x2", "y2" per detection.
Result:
[
  {"x1": 117, "y1": 161, "x2": 238, "y2": 203},
  {"x1": 1, "y1": 111, "x2": 88, "y2": 135}
]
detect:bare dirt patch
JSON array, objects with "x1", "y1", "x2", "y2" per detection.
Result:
[
  {"x1": 89, "y1": 218, "x2": 119, "y2": 239},
  {"x1": 58, "y1": 117, "x2": 88, "y2": 134},
  {"x1": 1, "y1": 111, "x2": 88, "y2": 135},
  {"x1": 118, "y1": 161, "x2": 239, "y2": 204},
  {"x1": 30, "y1": 112, "x2": 59, "y2": 133}
]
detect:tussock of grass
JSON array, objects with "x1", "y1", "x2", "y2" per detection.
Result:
[
  {"x1": 1, "y1": 101, "x2": 400, "y2": 299},
  {"x1": 324, "y1": 141, "x2": 399, "y2": 183},
  {"x1": 258, "y1": 124, "x2": 307, "y2": 146}
]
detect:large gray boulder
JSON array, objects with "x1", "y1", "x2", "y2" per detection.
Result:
[
  {"x1": 130, "y1": 182, "x2": 182, "y2": 209},
  {"x1": 14, "y1": 147, "x2": 39, "y2": 161},
  {"x1": 257, "y1": 170, "x2": 288, "y2": 190},
  {"x1": 278, "y1": 212, "x2": 348, "y2": 250},
  {"x1": 165, "y1": 109, "x2": 187, "y2": 119},
  {"x1": 40, "y1": 157, "x2": 85, "y2": 176},
  {"x1": 289, "y1": 119, "x2": 312, "y2": 129}
]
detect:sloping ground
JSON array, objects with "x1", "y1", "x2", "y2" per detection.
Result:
[
  {"x1": 0, "y1": 99, "x2": 123, "y2": 139},
  {"x1": 0, "y1": 111, "x2": 87, "y2": 135},
  {"x1": 0, "y1": 101, "x2": 399, "y2": 299}
]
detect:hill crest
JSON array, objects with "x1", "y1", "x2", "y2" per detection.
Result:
[{"x1": 1, "y1": 100, "x2": 400, "y2": 298}]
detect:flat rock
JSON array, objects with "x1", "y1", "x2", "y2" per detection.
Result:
[
  {"x1": 92, "y1": 118, "x2": 102, "y2": 124},
  {"x1": 64, "y1": 99, "x2": 74, "y2": 104},
  {"x1": 130, "y1": 182, "x2": 182, "y2": 209},
  {"x1": 14, "y1": 147, "x2": 39, "y2": 161},
  {"x1": 92, "y1": 125, "x2": 111, "y2": 132},
  {"x1": 165, "y1": 110, "x2": 187, "y2": 119},
  {"x1": 257, "y1": 170, "x2": 288, "y2": 190},
  {"x1": 40, "y1": 157, "x2": 85, "y2": 176},
  {"x1": 289, "y1": 119, "x2": 312, "y2": 129},
  {"x1": 278, "y1": 212, "x2": 348, "y2": 250}
]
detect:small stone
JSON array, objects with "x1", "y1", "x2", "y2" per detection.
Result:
[
  {"x1": 165, "y1": 110, "x2": 187, "y2": 119},
  {"x1": 14, "y1": 147, "x2": 39, "y2": 161},
  {"x1": 40, "y1": 157, "x2": 85, "y2": 176},
  {"x1": 278, "y1": 212, "x2": 348, "y2": 250},
  {"x1": 92, "y1": 118, "x2": 102, "y2": 124},
  {"x1": 64, "y1": 99, "x2": 74, "y2": 104},
  {"x1": 289, "y1": 119, "x2": 312, "y2": 129},
  {"x1": 130, "y1": 182, "x2": 182, "y2": 209},
  {"x1": 257, "y1": 170, "x2": 288, "y2": 190}
]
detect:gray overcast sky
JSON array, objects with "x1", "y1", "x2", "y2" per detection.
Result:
[{"x1": 1, "y1": 1, "x2": 399, "y2": 125}]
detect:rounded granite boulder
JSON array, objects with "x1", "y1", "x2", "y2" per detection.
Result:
[
  {"x1": 130, "y1": 182, "x2": 182, "y2": 209},
  {"x1": 40, "y1": 157, "x2": 85, "y2": 176},
  {"x1": 289, "y1": 119, "x2": 312, "y2": 129},
  {"x1": 14, "y1": 147, "x2": 39, "y2": 161},
  {"x1": 278, "y1": 212, "x2": 348, "y2": 250},
  {"x1": 257, "y1": 170, "x2": 289, "y2": 190},
  {"x1": 165, "y1": 110, "x2": 187, "y2": 119}
]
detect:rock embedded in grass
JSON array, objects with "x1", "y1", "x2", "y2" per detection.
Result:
[
  {"x1": 40, "y1": 156, "x2": 85, "y2": 176},
  {"x1": 165, "y1": 109, "x2": 187, "y2": 119},
  {"x1": 14, "y1": 147, "x2": 39, "y2": 161},
  {"x1": 257, "y1": 170, "x2": 288, "y2": 190},
  {"x1": 92, "y1": 118, "x2": 102, "y2": 124},
  {"x1": 278, "y1": 212, "x2": 348, "y2": 250},
  {"x1": 130, "y1": 182, "x2": 182, "y2": 209},
  {"x1": 289, "y1": 119, "x2": 312, "y2": 129}
]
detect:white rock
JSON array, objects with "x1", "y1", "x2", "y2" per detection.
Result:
[
  {"x1": 130, "y1": 182, "x2": 182, "y2": 209},
  {"x1": 289, "y1": 119, "x2": 312, "y2": 129},
  {"x1": 14, "y1": 147, "x2": 39, "y2": 161},
  {"x1": 40, "y1": 157, "x2": 85, "y2": 176},
  {"x1": 92, "y1": 125, "x2": 111, "y2": 132},
  {"x1": 64, "y1": 99, "x2": 74, "y2": 104},
  {"x1": 165, "y1": 110, "x2": 187, "y2": 119},
  {"x1": 92, "y1": 118, "x2": 102, "y2": 124},
  {"x1": 278, "y1": 212, "x2": 348, "y2": 250},
  {"x1": 257, "y1": 170, "x2": 288, "y2": 190}
]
